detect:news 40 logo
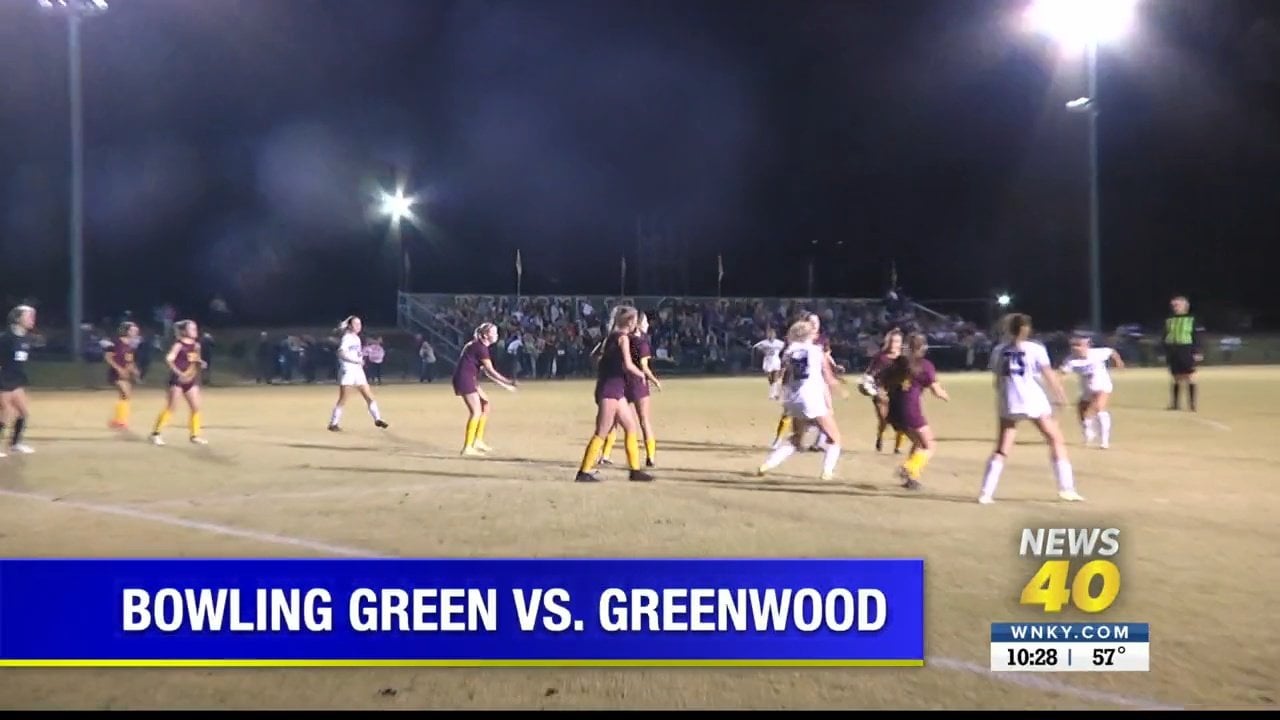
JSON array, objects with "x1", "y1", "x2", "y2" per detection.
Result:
[{"x1": 1018, "y1": 527, "x2": 1120, "y2": 614}]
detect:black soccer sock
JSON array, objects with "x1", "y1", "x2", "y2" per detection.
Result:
[
  {"x1": 1188, "y1": 383, "x2": 1198, "y2": 410},
  {"x1": 11, "y1": 416, "x2": 25, "y2": 446},
  {"x1": 1170, "y1": 382, "x2": 1180, "y2": 409}
]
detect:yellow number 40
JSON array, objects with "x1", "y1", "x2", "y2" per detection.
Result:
[{"x1": 1020, "y1": 560, "x2": 1121, "y2": 613}]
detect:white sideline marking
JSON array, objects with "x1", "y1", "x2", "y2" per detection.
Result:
[
  {"x1": 0, "y1": 488, "x2": 388, "y2": 559},
  {"x1": 1194, "y1": 417, "x2": 1231, "y2": 432},
  {"x1": 927, "y1": 657, "x2": 1183, "y2": 710},
  {"x1": 0, "y1": 487, "x2": 1183, "y2": 709}
]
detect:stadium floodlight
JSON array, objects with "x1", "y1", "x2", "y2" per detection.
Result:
[
  {"x1": 996, "y1": 294, "x2": 1012, "y2": 308},
  {"x1": 38, "y1": 0, "x2": 109, "y2": 360},
  {"x1": 378, "y1": 188, "x2": 417, "y2": 224},
  {"x1": 1024, "y1": 0, "x2": 1138, "y2": 53},
  {"x1": 1024, "y1": 0, "x2": 1139, "y2": 334}
]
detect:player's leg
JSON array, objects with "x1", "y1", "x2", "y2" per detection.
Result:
[
  {"x1": 0, "y1": 391, "x2": 10, "y2": 458},
  {"x1": 356, "y1": 383, "x2": 388, "y2": 428},
  {"x1": 1077, "y1": 396, "x2": 1097, "y2": 445},
  {"x1": 1033, "y1": 415, "x2": 1082, "y2": 501},
  {"x1": 328, "y1": 385, "x2": 349, "y2": 431},
  {"x1": 600, "y1": 417, "x2": 621, "y2": 464},
  {"x1": 810, "y1": 386, "x2": 834, "y2": 451},
  {"x1": 7, "y1": 388, "x2": 32, "y2": 453},
  {"x1": 1093, "y1": 391, "x2": 1112, "y2": 448},
  {"x1": 576, "y1": 399, "x2": 620, "y2": 482},
  {"x1": 979, "y1": 418, "x2": 1018, "y2": 504},
  {"x1": 461, "y1": 392, "x2": 484, "y2": 455},
  {"x1": 110, "y1": 380, "x2": 132, "y2": 428},
  {"x1": 635, "y1": 396, "x2": 656, "y2": 466},
  {"x1": 772, "y1": 408, "x2": 792, "y2": 448},
  {"x1": 614, "y1": 402, "x2": 651, "y2": 480},
  {"x1": 813, "y1": 413, "x2": 843, "y2": 480},
  {"x1": 184, "y1": 386, "x2": 206, "y2": 444},
  {"x1": 873, "y1": 397, "x2": 889, "y2": 452},
  {"x1": 900, "y1": 426, "x2": 935, "y2": 489},
  {"x1": 151, "y1": 385, "x2": 180, "y2": 445},
  {"x1": 760, "y1": 414, "x2": 806, "y2": 475},
  {"x1": 473, "y1": 388, "x2": 492, "y2": 452}
]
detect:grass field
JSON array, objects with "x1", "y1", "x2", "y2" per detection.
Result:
[{"x1": 0, "y1": 367, "x2": 1275, "y2": 710}]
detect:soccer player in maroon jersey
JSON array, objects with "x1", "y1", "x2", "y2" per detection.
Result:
[
  {"x1": 150, "y1": 320, "x2": 208, "y2": 446},
  {"x1": 105, "y1": 321, "x2": 141, "y2": 429}
]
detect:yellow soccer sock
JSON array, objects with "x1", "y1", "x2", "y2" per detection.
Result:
[
  {"x1": 644, "y1": 436, "x2": 656, "y2": 462},
  {"x1": 904, "y1": 450, "x2": 930, "y2": 480},
  {"x1": 464, "y1": 418, "x2": 480, "y2": 449},
  {"x1": 114, "y1": 400, "x2": 129, "y2": 424},
  {"x1": 894, "y1": 432, "x2": 907, "y2": 453},
  {"x1": 624, "y1": 432, "x2": 642, "y2": 471},
  {"x1": 775, "y1": 416, "x2": 792, "y2": 443},
  {"x1": 579, "y1": 436, "x2": 605, "y2": 473},
  {"x1": 475, "y1": 416, "x2": 488, "y2": 443},
  {"x1": 152, "y1": 409, "x2": 171, "y2": 434},
  {"x1": 602, "y1": 431, "x2": 618, "y2": 458},
  {"x1": 189, "y1": 412, "x2": 202, "y2": 438}
]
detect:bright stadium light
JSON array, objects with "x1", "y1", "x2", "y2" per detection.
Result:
[
  {"x1": 38, "y1": 0, "x2": 109, "y2": 359},
  {"x1": 1025, "y1": 0, "x2": 1137, "y2": 53},
  {"x1": 1024, "y1": 0, "x2": 1141, "y2": 334},
  {"x1": 996, "y1": 293, "x2": 1012, "y2": 308},
  {"x1": 378, "y1": 188, "x2": 416, "y2": 223}
]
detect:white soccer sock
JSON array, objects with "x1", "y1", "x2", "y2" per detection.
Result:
[
  {"x1": 813, "y1": 430, "x2": 830, "y2": 448},
  {"x1": 980, "y1": 455, "x2": 1004, "y2": 499},
  {"x1": 329, "y1": 406, "x2": 343, "y2": 426},
  {"x1": 1053, "y1": 458, "x2": 1075, "y2": 492},
  {"x1": 367, "y1": 401, "x2": 382, "y2": 422},
  {"x1": 1097, "y1": 412, "x2": 1111, "y2": 446},
  {"x1": 763, "y1": 443, "x2": 796, "y2": 470},
  {"x1": 822, "y1": 444, "x2": 841, "y2": 476},
  {"x1": 1082, "y1": 417, "x2": 1096, "y2": 442}
]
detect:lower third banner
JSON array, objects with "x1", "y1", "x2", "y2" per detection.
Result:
[{"x1": 0, "y1": 559, "x2": 923, "y2": 667}]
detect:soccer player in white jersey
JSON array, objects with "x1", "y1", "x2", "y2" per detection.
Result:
[
  {"x1": 757, "y1": 318, "x2": 843, "y2": 480},
  {"x1": 752, "y1": 328, "x2": 786, "y2": 399},
  {"x1": 978, "y1": 314, "x2": 1082, "y2": 504},
  {"x1": 327, "y1": 316, "x2": 389, "y2": 432},
  {"x1": 1059, "y1": 334, "x2": 1125, "y2": 449}
]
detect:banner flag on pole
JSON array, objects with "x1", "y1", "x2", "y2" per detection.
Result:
[
  {"x1": 516, "y1": 249, "x2": 523, "y2": 278},
  {"x1": 718, "y1": 254, "x2": 724, "y2": 282}
]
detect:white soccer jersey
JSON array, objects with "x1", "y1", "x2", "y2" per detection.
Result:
[
  {"x1": 1060, "y1": 347, "x2": 1115, "y2": 396},
  {"x1": 989, "y1": 340, "x2": 1053, "y2": 419},
  {"x1": 338, "y1": 332, "x2": 368, "y2": 387},
  {"x1": 782, "y1": 341, "x2": 829, "y2": 419},
  {"x1": 755, "y1": 338, "x2": 785, "y2": 372}
]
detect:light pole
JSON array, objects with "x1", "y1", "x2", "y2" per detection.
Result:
[
  {"x1": 39, "y1": 0, "x2": 108, "y2": 359},
  {"x1": 376, "y1": 187, "x2": 419, "y2": 293},
  {"x1": 1026, "y1": 0, "x2": 1138, "y2": 333}
]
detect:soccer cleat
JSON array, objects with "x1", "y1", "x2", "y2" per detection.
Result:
[
  {"x1": 628, "y1": 469, "x2": 655, "y2": 482},
  {"x1": 1099, "y1": 442, "x2": 1110, "y2": 450},
  {"x1": 189, "y1": 437, "x2": 208, "y2": 446},
  {"x1": 1058, "y1": 490, "x2": 1085, "y2": 502},
  {"x1": 461, "y1": 447, "x2": 484, "y2": 457},
  {"x1": 645, "y1": 458, "x2": 655, "y2": 468},
  {"x1": 574, "y1": 471, "x2": 600, "y2": 483},
  {"x1": 327, "y1": 424, "x2": 341, "y2": 432},
  {"x1": 820, "y1": 471, "x2": 834, "y2": 481},
  {"x1": 374, "y1": 419, "x2": 389, "y2": 429},
  {"x1": 473, "y1": 440, "x2": 493, "y2": 453},
  {"x1": 108, "y1": 420, "x2": 127, "y2": 430},
  {"x1": 977, "y1": 495, "x2": 995, "y2": 505},
  {"x1": 875, "y1": 437, "x2": 883, "y2": 452},
  {"x1": 9, "y1": 444, "x2": 34, "y2": 455},
  {"x1": 150, "y1": 434, "x2": 166, "y2": 446},
  {"x1": 756, "y1": 464, "x2": 772, "y2": 477},
  {"x1": 598, "y1": 457, "x2": 614, "y2": 466}
]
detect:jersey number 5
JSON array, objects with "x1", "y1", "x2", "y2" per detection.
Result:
[
  {"x1": 1001, "y1": 350, "x2": 1026, "y2": 377},
  {"x1": 789, "y1": 352, "x2": 810, "y2": 380}
]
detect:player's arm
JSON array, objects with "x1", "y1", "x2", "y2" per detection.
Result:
[
  {"x1": 340, "y1": 342, "x2": 362, "y2": 365},
  {"x1": 1039, "y1": 356, "x2": 1069, "y2": 405},
  {"x1": 618, "y1": 335, "x2": 646, "y2": 380},
  {"x1": 1191, "y1": 319, "x2": 1204, "y2": 361},
  {"x1": 104, "y1": 346, "x2": 126, "y2": 376},
  {"x1": 639, "y1": 355, "x2": 661, "y2": 392},
  {"x1": 479, "y1": 358, "x2": 516, "y2": 391},
  {"x1": 1109, "y1": 349, "x2": 1126, "y2": 370},
  {"x1": 164, "y1": 343, "x2": 183, "y2": 375}
]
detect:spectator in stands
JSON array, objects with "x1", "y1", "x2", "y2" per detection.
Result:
[
  {"x1": 364, "y1": 337, "x2": 386, "y2": 385},
  {"x1": 418, "y1": 337, "x2": 436, "y2": 383}
]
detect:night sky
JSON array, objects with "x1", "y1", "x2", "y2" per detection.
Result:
[{"x1": 2, "y1": 0, "x2": 1278, "y2": 329}]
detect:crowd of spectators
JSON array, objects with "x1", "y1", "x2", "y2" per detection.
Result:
[{"x1": 416, "y1": 293, "x2": 993, "y2": 378}]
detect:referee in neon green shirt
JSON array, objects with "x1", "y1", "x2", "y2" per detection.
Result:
[{"x1": 1163, "y1": 295, "x2": 1202, "y2": 411}]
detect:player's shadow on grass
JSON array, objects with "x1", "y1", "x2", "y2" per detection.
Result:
[
  {"x1": 660, "y1": 440, "x2": 765, "y2": 453},
  {"x1": 305, "y1": 464, "x2": 556, "y2": 483},
  {"x1": 669, "y1": 474, "x2": 1048, "y2": 506}
]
